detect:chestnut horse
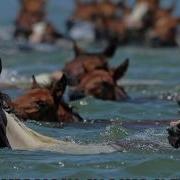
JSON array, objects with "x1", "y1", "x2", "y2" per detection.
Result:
[{"x1": 12, "y1": 75, "x2": 83, "y2": 123}]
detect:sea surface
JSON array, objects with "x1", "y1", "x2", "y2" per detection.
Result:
[{"x1": 0, "y1": 0, "x2": 180, "y2": 179}]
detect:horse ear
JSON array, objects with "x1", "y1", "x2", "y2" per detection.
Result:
[
  {"x1": 31, "y1": 75, "x2": 40, "y2": 89},
  {"x1": 0, "y1": 58, "x2": 2, "y2": 75},
  {"x1": 51, "y1": 73, "x2": 67, "y2": 103},
  {"x1": 113, "y1": 58, "x2": 129, "y2": 82},
  {"x1": 73, "y1": 41, "x2": 84, "y2": 57}
]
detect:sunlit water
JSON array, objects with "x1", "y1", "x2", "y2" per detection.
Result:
[{"x1": 0, "y1": 0, "x2": 180, "y2": 178}]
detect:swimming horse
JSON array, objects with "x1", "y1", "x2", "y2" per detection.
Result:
[
  {"x1": 12, "y1": 74, "x2": 83, "y2": 123},
  {"x1": 14, "y1": 0, "x2": 64, "y2": 45},
  {"x1": 0, "y1": 59, "x2": 117, "y2": 154}
]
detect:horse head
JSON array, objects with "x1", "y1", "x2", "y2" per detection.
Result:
[
  {"x1": 64, "y1": 39, "x2": 118, "y2": 85},
  {"x1": 72, "y1": 58, "x2": 129, "y2": 101},
  {"x1": 13, "y1": 74, "x2": 83, "y2": 123}
]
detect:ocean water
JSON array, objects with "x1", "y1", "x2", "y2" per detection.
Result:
[{"x1": 0, "y1": 0, "x2": 180, "y2": 178}]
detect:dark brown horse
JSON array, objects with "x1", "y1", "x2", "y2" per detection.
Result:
[
  {"x1": 147, "y1": 7, "x2": 179, "y2": 47},
  {"x1": 69, "y1": 59, "x2": 129, "y2": 101},
  {"x1": 63, "y1": 39, "x2": 118, "y2": 85},
  {"x1": 12, "y1": 75, "x2": 83, "y2": 123},
  {"x1": 14, "y1": 0, "x2": 45, "y2": 38},
  {"x1": 14, "y1": 0, "x2": 63, "y2": 43}
]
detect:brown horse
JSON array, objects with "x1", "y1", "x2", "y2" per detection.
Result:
[
  {"x1": 98, "y1": 17, "x2": 128, "y2": 44},
  {"x1": 69, "y1": 59, "x2": 129, "y2": 101},
  {"x1": 12, "y1": 75, "x2": 83, "y2": 123},
  {"x1": 147, "y1": 9, "x2": 179, "y2": 47},
  {"x1": 14, "y1": 0, "x2": 63, "y2": 44},
  {"x1": 14, "y1": 0, "x2": 45, "y2": 38},
  {"x1": 63, "y1": 39, "x2": 118, "y2": 85}
]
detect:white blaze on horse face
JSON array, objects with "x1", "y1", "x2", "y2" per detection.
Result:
[{"x1": 4, "y1": 111, "x2": 116, "y2": 154}]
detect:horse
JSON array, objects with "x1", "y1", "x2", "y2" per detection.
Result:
[
  {"x1": 14, "y1": 0, "x2": 63, "y2": 44},
  {"x1": 68, "y1": 59, "x2": 129, "y2": 101},
  {"x1": 14, "y1": 0, "x2": 45, "y2": 39},
  {"x1": 12, "y1": 75, "x2": 83, "y2": 123},
  {"x1": 63, "y1": 39, "x2": 118, "y2": 86},
  {"x1": 147, "y1": 13, "x2": 179, "y2": 47}
]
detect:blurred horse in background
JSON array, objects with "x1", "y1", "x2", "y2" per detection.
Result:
[
  {"x1": 14, "y1": 0, "x2": 64, "y2": 44},
  {"x1": 146, "y1": 4, "x2": 180, "y2": 47},
  {"x1": 67, "y1": 0, "x2": 180, "y2": 47}
]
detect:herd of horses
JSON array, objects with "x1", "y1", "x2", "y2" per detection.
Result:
[
  {"x1": 14, "y1": 0, "x2": 180, "y2": 47},
  {"x1": 67, "y1": 0, "x2": 180, "y2": 47},
  {"x1": 0, "y1": 0, "x2": 180, "y2": 153}
]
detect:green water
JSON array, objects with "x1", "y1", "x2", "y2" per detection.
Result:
[{"x1": 0, "y1": 0, "x2": 180, "y2": 178}]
